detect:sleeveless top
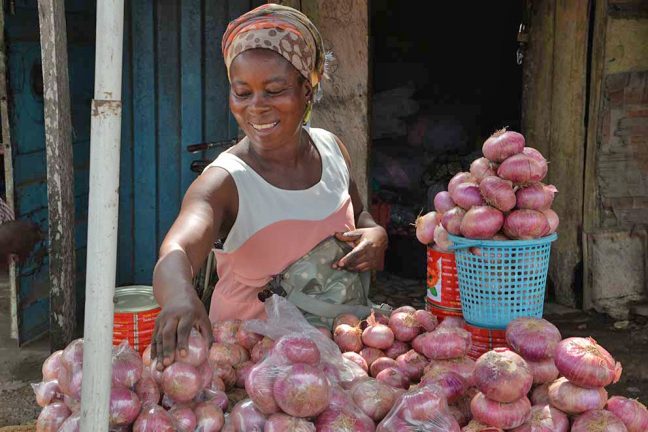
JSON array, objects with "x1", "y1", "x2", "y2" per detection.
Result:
[{"x1": 203, "y1": 127, "x2": 356, "y2": 322}]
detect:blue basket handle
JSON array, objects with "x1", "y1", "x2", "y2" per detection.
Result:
[{"x1": 448, "y1": 239, "x2": 484, "y2": 250}]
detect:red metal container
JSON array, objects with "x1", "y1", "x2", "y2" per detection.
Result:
[
  {"x1": 426, "y1": 303, "x2": 463, "y2": 324},
  {"x1": 426, "y1": 247, "x2": 461, "y2": 309},
  {"x1": 463, "y1": 322, "x2": 508, "y2": 360},
  {"x1": 112, "y1": 285, "x2": 160, "y2": 355}
]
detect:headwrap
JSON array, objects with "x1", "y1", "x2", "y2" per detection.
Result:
[{"x1": 222, "y1": 4, "x2": 326, "y2": 114}]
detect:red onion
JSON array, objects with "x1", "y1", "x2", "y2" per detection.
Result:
[
  {"x1": 195, "y1": 401, "x2": 225, "y2": 432},
  {"x1": 211, "y1": 375, "x2": 226, "y2": 392},
  {"x1": 334, "y1": 313, "x2": 361, "y2": 329},
  {"x1": 111, "y1": 343, "x2": 143, "y2": 388},
  {"x1": 509, "y1": 404, "x2": 569, "y2": 432},
  {"x1": 607, "y1": 396, "x2": 648, "y2": 432},
  {"x1": 449, "y1": 172, "x2": 476, "y2": 195},
  {"x1": 515, "y1": 183, "x2": 557, "y2": 210},
  {"x1": 230, "y1": 399, "x2": 268, "y2": 431},
  {"x1": 109, "y1": 387, "x2": 141, "y2": 426},
  {"x1": 370, "y1": 357, "x2": 399, "y2": 378},
  {"x1": 61, "y1": 339, "x2": 84, "y2": 373},
  {"x1": 198, "y1": 360, "x2": 214, "y2": 390},
  {"x1": 435, "y1": 191, "x2": 456, "y2": 213},
  {"x1": 479, "y1": 176, "x2": 516, "y2": 212},
  {"x1": 234, "y1": 360, "x2": 255, "y2": 388},
  {"x1": 416, "y1": 211, "x2": 441, "y2": 245},
  {"x1": 425, "y1": 357, "x2": 476, "y2": 387},
  {"x1": 482, "y1": 129, "x2": 525, "y2": 162},
  {"x1": 264, "y1": 413, "x2": 316, "y2": 432},
  {"x1": 554, "y1": 337, "x2": 622, "y2": 388},
  {"x1": 236, "y1": 327, "x2": 263, "y2": 351},
  {"x1": 439, "y1": 316, "x2": 466, "y2": 328},
  {"x1": 451, "y1": 182, "x2": 485, "y2": 210},
  {"x1": 375, "y1": 367, "x2": 409, "y2": 389},
  {"x1": 57, "y1": 411, "x2": 80, "y2": 432},
  {"x1": 142, "y1": 345, "x2": 152, "y2": 367},
  {"x1": 460, "y1": 206, "x2": 504, "y2": 239},
  {"x1": 522, "y1": 147, "x2": 548, "y2": 179},
  {"x1": 434, "y1": 225, "x2": 452, "y2": 251},
  {"x1": 245, "y1": 363, "x2": 280, "y2": 415},
  {"x1": 135, "y1": 374, "x2": 160, "y2": 406},
  {"x1": 541, "y1": 209, "x2": 559, "y2": 234},
  {"x1": 208, "y1": 343, "x2": 248, "y2": 367},
  {"x1": 315, "y1": 406, "x2": 376, "y2": 432},
  {"x1": 414, "y1": 309, "x2": 438, "y2": 332},
  {"x1": 274, "y1": 335, "x2": 321, "y2": 365},
  {"x1": 251, "y1": 337, "x2": 275, "y2": 363},
  {"x1": 530, "y1": 383, "x2": 550, "y2": 405},
  {"x1": 384, "y1": 341, "x2": 409, "y2": 360},
  {"x1": 360, "y1": 347, "x2": 385, "y2": 368},
  {"x1": 343, "y1": 352, "x2": 369, "y2": 372},
  {"x1": 395, "y1": 349, "x2": 428, "y2": 382},
  {"x1": 526, "y1": 358, "x2": 559, "y2": 384},
  {"x1": 548, "y1": 377, "x2": 608, "y2": 414},
  {"x1": 148, "y1": 359, "x2": 163, "y2": 384},
  {"x1": 398, "y1": 385, "x2": 448, "y2": 423},
  {"x1": 505, "y1": 318, "x2": 562, "y2": 361},
  {"x1": 412, "y1": 327, "x2": 472, "y2": 360},
  {"x1": 36, "y1": 401, "x2": 71, "y2": 432},
  {"x1": 273, "y1": 363, "x2": 331, "y2": 418},
  {"x1": 461, "y1": 420, "x2": 504, "y2": 431},
  {"x1": 474, "y1": 348, "x2": 533, "y2": 403},
  {"x1": 362, "y1": 321, "x2": 395, "y2": 350},
  {"x1": 470, "y1": 157, "x2": 498, "y2": 182},
  {"x1": 335, "y1": 324, "x2": 363, "y2": 352},
  {"x1": 33, "y1": 379, "x2": 62, "y2": 407},
  {"x1": 212, "y1": 319, "x2": 241, "y2": 344},
  {"x1": 161, "y1": 362, "x2": 202, "y2": 403},
  {"x1": 42, "y1": 350, "x2": 63, "y2": 381},
  {"x1": 351, "y1": 378, "x2": 398, "y2": 422},
  {"x1": 58, "y1": 365, "x2": 83, "y2": 400},
  {"x1": 503, "y1": 209, "x2": 550, "y2": 239},
  {"x1": 317, "y1": 327, "x2": 333, "y2": 339},
  {"x1": 471, "y1": 392, "x2": 531, "y2": 429},
  {"x1": 497, "y1": 154, "x2": 547, "y2": 184},
  {"x1": 339, "y1": 357, "x2": 370, "y2": 389},
  {"x1": 389, "y1": 311, "x2": 421, "y2": 342},
  {"x1": 391, "y1": 306, "x2": 416, "y2": 315},
  {"x1": 442, "y1": 206, "x2": 467, "y2": 235},
  {"x1": 199, "y1": 388, "x2": 229, "y2": 411},
  {"x1": 571, "y1": 409, "x2": 628, "y2": 432},
  {"x1": 449, "y1": 397, "x2": 472, "y2": 427},
  {"x1": 63, "y1": 395, "x2": 80, "y2": 413},
  {"x1": 421, "y1": 369, "x2": 466, "y2": 403},
  {"x1": 211, "y1": 361, "x2": 237, "y2": 389},
  {"x1": 133, "y1": 405, "x2": 176, "y2": 432},
  {"x1": 176, "y1": 328, "x2": 209, "y2": 367},
  {"x1": 169, "y1": 406, "x2": 197, "y2": 432}
]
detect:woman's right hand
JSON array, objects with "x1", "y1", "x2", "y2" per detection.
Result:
[{"x1": 151, "y1": 294, "x2": 213, "y2": 370}]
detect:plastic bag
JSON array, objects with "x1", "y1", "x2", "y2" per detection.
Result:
[
  {"x1": 111, "y1": 340, "x2": 143, "y2": 389},
  {"x1": 132, "y1": 404, "x2": 176, "y2": 431},
  {"x1": 349, "y1": 377, "x2": 401, "y2": 423},
  {"x1": 36, "y1": 401, "x2": 71, "y2": 432},
  {"x1": 230, "y1": 399, "x2": 267, "y2": 431},
  {"x1": 57, "y1": 411, "x2": 80, "y2": 432},
  {"x1": 32, "y1": 379, "x2": 63, "y2": 407}
]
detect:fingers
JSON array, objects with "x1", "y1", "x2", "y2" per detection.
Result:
[
  {"x1": 335, "y1": 231, "x2": 362, "y2": 243},
  {"x1": 198, "y1": 316, "x2": 215, "y2": 349},
  {"x1": 176, "y1": 316, "x2": 193, "y2": 359},
  {"x1": 337, "y1": 239, "x2": 369, "y2": 269},
  {"x1": 161, "y1": 317, "x2": 179, "y2": 366}
]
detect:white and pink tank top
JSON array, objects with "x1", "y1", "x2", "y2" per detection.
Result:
[{"x1": 204, "y1": 128, "x2": 356, "y2": 322}]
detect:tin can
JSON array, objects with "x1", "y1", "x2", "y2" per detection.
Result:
[
  {"x1": 426, "y1": 303, "x2": 463, "y2": 324},
  {"x1": 112, "y1": 285, "x2": 160, "y2": 354},
  {"x1": 426, "y1": 247, "x2": 461, "y2": 309},
  {"x1": 463, "y1": 322, "x2": 508, "y2": 360}
]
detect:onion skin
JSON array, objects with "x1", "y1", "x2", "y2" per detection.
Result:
[
  {"x1": 273, "y1": 363, "x2": 331, "y2": 418},
  {"x1": 509, "y1": 404, "x2": 569, "y2": 432},
  {"x1": 132, "y1": 405, "x2": 176, "y2": 432},
  {"x1": 212, "y1": 319, "x2": 241, "y2": 345},
  {"x1": 503, "y1": 209, "x2": 550, "y2": 239},
  {"x1": 548, "y1": 377, "x2": 607, "y2": 415},
  {"x1": 505, "y1": 318, "x2": 562, "y2": 361},
  {"x1": 169, "y1": 406, "x2": 197, "y2": 432},
  {"x1": 425, "y1": 356, "x2": 476, "y2": 387},
  {"x1": 479, "y1": 176, "x2": 516, "y2": 212},
  {"x1": 343, "y1": 352, "x2": 369, "y2": 372},
  {"x1": 335, "y1": 324, "x2": 364, "y2": 353},
  {"x1": 434, "y1": 224, "x2": 452, "y2": 251},
  {"x1": 42, "y1": 350, "x2": 63, "y2": 381},
  {"x1": 470, "y1": 392, "x2": 531, "y2": 430},
  {"x1": 351, "y1": 379, "x2": 398, "y2": 422},
  {"x1": 36, "y1": 401, "x2": 71, "y2": 432},
  {"x1": 412, "y1": 327, "x2": 472, "y2": 360},
  {"x1": 264, "y1": 413, "x2": 316, "y2": 432},
  {"x1": 530, "y1": 383, "x2": 550, "y2": 405},
  {"x1": 439, "y1": 316, "x2": 466, "y2": 328},
  {"x1": 515, "y1": 183, "x2": 558, "y2": 210},
  {"x1": 571, "y1": 409, "x2": 628, "y2": 432},
  {"x1": 434, "y1": 191, "x2": 456, "y2": 213},
  {"x1": 522, "y1": 147, "x2": 548, "y2": 179},
  {"x1": 497, "y1": 153, "x2": 547, "y2": 184},
  {"x1": 111, "y1": 343, "x2": 143, "y2": 389},
  {"x1": 194, "y1": 401, "x2": 225, "y2": 432},
  {"x1": 251, "y1": 337, "x2": 275, "y2": 363},
  {"x1": 607, "y1": 396, "x2": 648, "y2": 432},
  {"x1": 362, "y1": 323, "x2": 395, "y2": 350},
  {"x1": 451, "y1": 182, "x2": 485, "y2": 210},
  {"x1": 473, "y1": 348, "x2": 533, "y2": 403},
  {"x1": 315, "y1": 406, "x2": 376, "y2": 432},
  {"x1": 482, "y1": 129, "x2": 525, "y2": 163},
  {"x1": 375, "y1": 367, "x2": 409, "y2": 389},
  {"x1": 416, "y1": 211, "x2": 441, "y2": 245},
  {"x1": 414, "y1": 310, "x2": 438, "y2": 332},
  {"x1": 389, "y1": 311, "x2": 421, "y2": 342},
  {"x1": 135, "y1": 375, "x2": 160, "y2": 407},
  {"x1": 360, "y1": 347, "x2": 385, "y2": 368},
  {"x1": 208, "y1": 343, "x2": 249, "y2": 367},
  {"x1": 449, "y1": 172, "x2": 476, "y2": 196},
  {"x1": 230, "y1": 399, "x2": 268, "y2": 432},
  {"x1": 370, "y1": 357, "x2": 398, "y2": 378},
  {"x1": 541, "y1": 208, "x2": 559, "y2": 234},
  {"x1": 245, "y1": 363, "x2": 280, "y2": 415},
  {"x1": 554, "y1": 337, "x2": 622, "y2": 388},
  {"x1": 470, "y1": 157, "x2": 497, "y2": 182},
  {"x1": 57, "y1": 412, "x2": 80, "y2": 432},
  {"x1": 526, "y1": 358, "x2": 559, "y2": 385},
  {"x1": 334, "y1": 313, "x2": 362, "y2": 329},
  {"x1": 274, "y1": 335, "x2": 321, "y2": 365},
  {"x1": 442, "y1": 206, "x2": 467, "y2": 235},
  {"x1": 236, "y1": 327, "x2": 263, "y2": 351},
  {"x1": 461, "y1": 420, "x2": 504, "y2": 431},
  {"x1": 395, "y1": 349, "x2": 428, "y2": 382},
  {"x1": 175, "y1": 329, "x2": 209, "y2": 367},
  {"x1": 460, "y1": 206, "x2": 504, "y2": 240},
  {"x1": 33, "y1": 379, "x2": 62, "y2": 408},
  {"x1": 421, "y1": 369, "x2": 466, "y2": 403}
]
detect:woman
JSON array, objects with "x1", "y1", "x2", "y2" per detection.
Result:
[{"x1": 152, "y1": 4, "x2": 387, "y2": 367}]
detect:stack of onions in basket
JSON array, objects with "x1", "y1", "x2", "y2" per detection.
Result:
[{"x1": 415, "y1": 129, "x2": 560, "y2": 251}]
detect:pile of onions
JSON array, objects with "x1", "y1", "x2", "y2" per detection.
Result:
[
  {"x1": 607, "y1": 396, "x2": 648, "y2": 432},
  {"x1": 571, "y1": 409, "x2": 628, "y2": 432},
  {"x1": 473, "y1": 348, "x2": 533, "y2": 403},
  {"x1": 554, "y1": 337, "x2": 622, "y2": 388}
]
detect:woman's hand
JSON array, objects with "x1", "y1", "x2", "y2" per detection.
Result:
[
  {"x1": 151, "y1": 294, "x2": 213, "y2": 370},
  {"x1": 333, "y1": 225, "x2": 388, "y2": 272}
]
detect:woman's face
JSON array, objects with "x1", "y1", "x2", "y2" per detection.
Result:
[{"x1": 229, "y1": 49, "x2": 312, "y2": 148}]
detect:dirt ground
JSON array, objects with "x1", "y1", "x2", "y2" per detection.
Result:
[{"x1": 0, "y1": 271, "x2": 646, "y2": 427}]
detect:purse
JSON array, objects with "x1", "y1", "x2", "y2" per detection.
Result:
[{"x1": 258, "y1": 236, "x2": 393, "y2": 329}]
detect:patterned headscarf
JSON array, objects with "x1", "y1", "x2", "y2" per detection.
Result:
[{"x1": 222, "y1": 4, "x2": 325, "y2": 92}]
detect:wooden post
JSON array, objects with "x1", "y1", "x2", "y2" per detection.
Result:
[{"x1": 37, "y1": 0, "x2": 76, "y2": 350}]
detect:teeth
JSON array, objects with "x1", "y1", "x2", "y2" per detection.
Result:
[{"x1": 251, "y1": 122, "x2": 277, "y2": 130}]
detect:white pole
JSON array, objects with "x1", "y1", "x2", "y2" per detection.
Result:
[{"x1": 80, "y1": 0, "x2": 124, "y2": 430}]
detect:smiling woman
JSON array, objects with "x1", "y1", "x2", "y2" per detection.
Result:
[{"x1": 150, "y1": 4, "x2": 388, "y2": 368}]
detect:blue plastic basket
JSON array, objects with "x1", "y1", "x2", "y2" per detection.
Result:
[{"x1": 448, "y1": 233, "x2": 558, "y2": 329}]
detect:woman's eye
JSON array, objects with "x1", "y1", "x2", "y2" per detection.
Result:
[
  {"x1": 267, "y1": 88, "x2": 285, "y2": 95},
  {"x1": 234, "y1": 92, "x2": 250, "y2": 98}
]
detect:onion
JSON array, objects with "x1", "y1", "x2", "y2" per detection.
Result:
[
  {"x1": 414, "y1": 310, "x2": 438, "y2": 332},
  {"x1": 370, "y1": 357, "x2": 398, "y2": 377},
  {"x1": 236, "y1": 327, "x2": 263, "y2": 351},
  {"x1": 421, "y1": 369, "x2": 466, "y2": 403},
  {"x1": 264, "y1": 413, "x2": 316, "y2": 432},
  {"x1": 36, "y1": 401, "x2": 71, "y2": 432},
  {"x1": 526, "y1": 358, "x2": 559, "y2": 384},
  {"x1": 211, "y1": 375, "x2": 226, "y2": 392},
  {"x1": 142, "y1": 345, "x2": 152, "y2": 367},
  {"x1": 438, "y1": 316, "x2": 465, "y2": 328},
  {"x1": 607, "y1": 396, "x2": 648, "y2": 432},
  {"x1": 175, "y1": 328, "x2": 209, "y2": 367},
  {"x1": 509, "y1": 404, "x2": 569, "y2": 432},
  {"x1": 351, "y1": 379, "x2": 398, "y2": 422},
  {"x1": 338, "y1": 357, "x2": 370, "y2": 389},
  {"x1": 199, "y1": 388, "x2": 229, "y2": 411},
  {"x1": 57, "y1": 411, "x2": 80, "y2": 432},
  {"x1": 515, "y1": 183, "x2": 557, "y2": 210},
  {"x1": 212, "y1": 319, "x2": 241, "y2": 344},
  {"x1": 392, "y1": 306, "x2": 416, "y2": 315},
  {"x1": 245, "y1": 363, "x2": 280, "y2": 415},
  {"x1": 58, "y1": 365, "x2": 83, "y2": 400},
  {"x1": 505, "y1": 318, "x2": 562, "y2": 361},
  {"x1": 461, "y1": 420, "x2": 504, "y2": 431},
  {"x1": 208, "y1": 342, "x2": 249, "y2": 367},
  {"x1": 63, "y1": 395, "x2": 80, "y2": 413},
  {"x1": 398, "y1": 385, "x2": 449, "y2": 423},
  {"x1": 530, "y1": 383, "x2": 550, "y2": 405},
  {"x1": 230, "y1": 399, "x2": 268, "y2": 431},
  {"x1": 317, "y1": 327, "x2": 333, "y2": 339},
  {"x1": 497, "y1": 154, "x2": 547, "y2": 184},
  {"x1": 334, "y1": 313, "x2": 361, "y2": 329},
  {"x1": 470, "y1": 157, "x2": 497, "y2": 182},
  {"x1": 135, "y1": 374, "x2": 160, "y2": 406},
  {"x1": 211, "y1": 361, "x2": 237, "y2": 389},
  {"x1": 460, "y1": 206, "x2": 504, "y2": 239},
  {"x1": 416, "y1": 211, "x2": 441, "y2": 245},
  {"x1": 541, "y1": 209, "x2": 559, "y2": 234},
  {"x1": 482, "y1": 129, "x2": 525, "y2": 162},
  {"x1": 434, "y1": 224, "x2": 452, "y2": 251},
  {"x1": 522, "y1": 147, "x2": 548, "y2": 179},
  {"x1": 251, "y1": 337, "x2": 275, "y2": 363},
  {"x1": 61, "y1": 339, "x2": 84, "y2": 373},
  {"x1": 395, "y1": 349, "x2": 428, "y2": 382},
  {"x1": 274, "y1": 335, "x2": 321, "y2": 365},
  {"x1": 442, "y1": 206, "x2": 467, "y2": 235},
  {"x1": 335, "y1": 324, "x2": 363, "y2": 352},
  {"x1": 161, "y1": 362, "x2": 202, "y2": 403},
  {"x1": 169, "y1": 406, "x2": 197, "y2": 432},
  {"x1": 412, "y1": 327, "x2": 472, "y2": 360},
  {"x1": 384, "y1": 341, "x2": 410, "y2": 360},
  {"x1": 571, "y1": 409, "x2": 628, "y2": 432},
  {"x1": 111, "y1": 343, "x2": 143, "y2": 389},
  {"x1": 474, "y1": 348, "x2": 533, "y2": 403},
  {"x1": 503, "y1": 209, "x2": 550, "y2": 239},
  {"x1": 375, "y1": 367, "x2": 409, "y2": 389},
  {"x1": 389, "y1": 311, "x2": 421, "y2": 342},
  {"x1": 362, "y1": 324, "x2": 394, "y2": 351},
  {"x1": 471, "y1": 392, "x2": 531, "y2": 429},
  {"x1": 343, "y1": 352, "x2": 369, "y2": 372},
  {"x1": 109, "y1": 387, "x2": 141, "y2": 426},
  {"x1": 148, "y1": 359, "x2": 163, "y2": 384},
  {"x1": 42, "y1": 350, "x2": 63, "y2": 381},
  {"x1": 273, "y1": 363, "x2": 331, "y2": 418},
  {"x1": 133, "y1": 404, "x2": 176, "y2": 432},
  {"x1": 198, "y1": 360, "x2": 214, "y2": 390},
  {"x1": 548, "y1": 377, "x2": 607, "y2": 414},
  {"x1": 195, "y1": 401, "x2": 225, "y2": 432},
  {"x1": 33, "y1": 379, "x2": 62, "y2": 407},
  {"x1": 434, "y1": 191, "x2": 456, "y2": 213},
  {"x1": 451, "y1": 182, "x2": 485, "y2": 210},
  {"x1": 448, "y1": 172, "x2": 476, "y2": 195},
  {"x1": 449, "y1": 397, "x2": 472, "y2": 427},
  {"x1": 554, "y1": 337, "x2": 622, "y2": 388},
  {"x1": 425, "y1": 357, "x2": 476, "y2": 387},
  {"x1": 360, "y1": 347, "x2": 385, "y2": 368},
  {"x1": 479, "y1": 176, "x2": 516, "y2": 212},
  {"x1": 234, "y1": 360, "x2": 255, "y2": 388},
  {"x1": 315, "y1": 406, "x2": 376, "y2": 432}
]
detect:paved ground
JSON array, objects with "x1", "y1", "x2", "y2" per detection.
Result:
[{"x1": 0, "y1": 270, "x2": 645, "y2": 426}]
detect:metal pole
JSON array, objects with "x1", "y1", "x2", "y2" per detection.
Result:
[{"x1": 80, "y1": 0, "x2": 124, "y2": 430}]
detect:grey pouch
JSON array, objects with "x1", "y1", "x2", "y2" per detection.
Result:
[{"x1": 258, "y1": 236, "x2": 393, "y2": 329}]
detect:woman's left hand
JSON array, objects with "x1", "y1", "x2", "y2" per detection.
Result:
[{"x1": 333, "y1": 226, "x2": 388, "y2": 272}]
